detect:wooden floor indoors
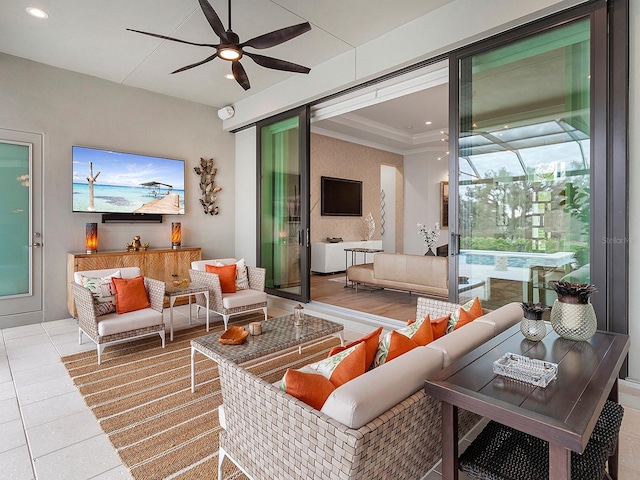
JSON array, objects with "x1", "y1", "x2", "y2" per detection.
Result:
[{"x1": 310, "y1": 272, "x2": 419, "y2": 322}]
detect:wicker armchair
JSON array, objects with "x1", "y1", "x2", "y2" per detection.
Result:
[
  {"x1": 71, "y1": 267, "x2": 165, "y2": 364},
  {"x1": 189, "y1": 259, "x2": 267, "y2": 331}
]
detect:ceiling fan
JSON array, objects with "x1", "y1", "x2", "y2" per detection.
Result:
[{"x1": 127, "y1": 0, "x2": 311, "y2": 91}]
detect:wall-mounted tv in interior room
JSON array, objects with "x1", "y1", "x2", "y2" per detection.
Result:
[
  {"x1": 72, "y1": 146, "x2": 185, "y2": 215},
  {"x1": 321, "y1": 176, "x2": 362, "y2": 216}
]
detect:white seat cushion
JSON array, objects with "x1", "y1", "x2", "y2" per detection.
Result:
[
  {"x1": 221, "y1": 289, "x2": 267, "y2": 309},
  {"x1": 96, "y1": 308, "x2": 163, "y2": 336}
]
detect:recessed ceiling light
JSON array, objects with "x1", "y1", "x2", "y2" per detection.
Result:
[
  {"x1": 405, "y1": 126, "x2": 413, "y2": 130},
  {"x1": 425, "y1": 121, "x2": 432, "y2": 125},
  {"x1": 26, "y1": 7, "x2": 48, "y2": 18},
  {"x1": 224, "y1": 74, "x2": 235, "y2": 80}
]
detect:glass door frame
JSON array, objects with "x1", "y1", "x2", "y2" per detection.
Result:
[
  {"x1": 448, "y1": 0, "x2": 616, "y2": 329},
  {"x1": 256, "y1": 106, "x2": 311, "y2": 302}
]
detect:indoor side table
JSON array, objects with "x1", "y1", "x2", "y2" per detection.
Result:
[
  {"x1": 164, "y1": 283, "x2": 209, "y2": 341},
  {"x1": 343, "y1": 247, "x2": 384, "y2": 288},
  {"x1": 424, "y1": 324, "x2": 629, "y2": 480}
]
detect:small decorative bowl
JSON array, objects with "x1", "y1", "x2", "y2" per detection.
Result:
[{"x1": 219, "y1": 326, "x2": 249, "y2": 345}]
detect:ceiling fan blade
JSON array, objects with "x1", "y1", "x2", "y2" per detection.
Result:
[
  {"x1": 244, "y1": 52, "x2": 310, "y2": 74},
  {"x1": 232, "y1": 61, "x2": 251, "y2": 90},
  {"x1": 171, "y1": 53, "x2": 218, "y2": 74},
  {"x1": 241, "y1": 22, "x2": 311, "y2": 49},
  {"x1": 198, "y1": 0, "x2": 228, "y2": 42},
  {"x1": 127, "y1": 28, "x2": 217, "y2": 48}
]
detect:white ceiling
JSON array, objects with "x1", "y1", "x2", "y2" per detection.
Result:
[{"x1": 0, "y1": 0, "x2": 453, "y2": 153}]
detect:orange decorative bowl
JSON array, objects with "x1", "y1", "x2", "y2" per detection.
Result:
[{"x1": 219, "y1": 326, "x2": 249, "y2": 345}]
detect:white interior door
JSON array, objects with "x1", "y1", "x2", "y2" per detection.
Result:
[{"x1": 0, "y1": 129, "x2": 43, "y2": 327}]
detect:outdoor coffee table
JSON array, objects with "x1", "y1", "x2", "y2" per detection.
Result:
[
  {"x1": 164, "y1": 283, "x2": 209, "y2": 342},
  {"x1": 190, "y1": 314, "x2": 344, "y2": 392}
]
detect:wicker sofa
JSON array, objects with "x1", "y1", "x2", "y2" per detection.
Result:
[
  {"x1": 216, "y1": 299, "x2": 523, "y2": 479},
  {"x1": 347, "y1": 253, "x2": 448, "y2": 297}
]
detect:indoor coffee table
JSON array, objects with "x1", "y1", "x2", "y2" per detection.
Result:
[
  {"x1": 190, "y1": 314, "x2": 344, "y2": 392},
  {"x1": 424, "y1": 324, "x2": 629, "y2": 480}
]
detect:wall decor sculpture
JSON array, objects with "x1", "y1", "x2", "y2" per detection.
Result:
[{"x1": 194, "y1": 157, "x2": 222, "y2": 215}]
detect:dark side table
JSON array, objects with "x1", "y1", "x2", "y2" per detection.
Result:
[{"x1": 424, "y1": 324, "x2": 629, "y2": 480}]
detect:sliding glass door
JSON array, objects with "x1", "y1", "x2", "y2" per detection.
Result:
[
  {"x1": 451, "y1": 12, "x2": 602, "y2": 313},
  {"x1": 257, "y1": 107, "x2": 310, "y2": 302}
]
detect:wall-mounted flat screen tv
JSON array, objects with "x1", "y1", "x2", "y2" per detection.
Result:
[
  {"x1": 321, "y1": 176, "x2": 362, "y2": 216},
  {"x1": 72, "y1": 146, "x2": 185, "y2": 215}
]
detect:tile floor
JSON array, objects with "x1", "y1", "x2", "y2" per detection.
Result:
[{"x1": 1, "y1": 306, "x2": 640, "y2": 480}]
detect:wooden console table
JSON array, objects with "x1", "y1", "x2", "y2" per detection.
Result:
[
  {"x1": 424, "y1": 324, "x2": 629, "y2": 480},
  {"x1": 67, "y1": 247, "x2": 201, "y2": 316}
]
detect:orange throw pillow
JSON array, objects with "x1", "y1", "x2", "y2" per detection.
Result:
[
  {"x1": 327, "y1": 342, "x2": 368, "y2": 387},
  {"x1": 454, "y1": 307, "x2": 478, "y2": 330},
  {"x1": 328, "y1": 327, "x2": 382, "y2": 370},
  {"x1": 205, "y1": 263, "x2": 237, "y2": 293},
  {"x1": 411, "y1": 315, "x2": 435, "y2": 346},
  {"x1": 112, "y1": 276, "x2": 150, "y2": 314},
  {"x1": 431, "y1": 314, "x2": 451, "y2": 340},
  {"x1": 282, "y1": 369, "x2": 336, "y2": 410},
  {"x1": 386, "y1": 331, "x2": 418, "y2": 363}
]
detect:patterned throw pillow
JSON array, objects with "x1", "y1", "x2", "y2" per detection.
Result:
[
  {"x1": 327, "y1": 327, "x2": 382, "y2": 371},
  {"x1": 81, "y1": 270, "x2": 121, "y2": 316},
  {"x1": 213, "y1": 259, "x2": 249, "y2": 290},
  {"x1": 447, "y1": 297, "x2": 483, "y2": 333}
]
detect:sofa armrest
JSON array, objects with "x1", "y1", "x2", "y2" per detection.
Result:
[
  {"x1": 71, "y1": 282, "x2": 99, "y2": 338},
  {"x1": 247, "y1": 266, "x2": 266, "y2": 291},
  {"x1": 188, "y1": 269, "x2": 224, "y2": 312},
  {"x1": 144, "y1": 277, "x2": 165, "y2": 313}
]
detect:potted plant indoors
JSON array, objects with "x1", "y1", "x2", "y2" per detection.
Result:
[{"x1": 548, "y1": 281, "x2": 598, "y2": 341}]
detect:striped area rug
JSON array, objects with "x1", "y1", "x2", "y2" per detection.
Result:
[{"x1": 61, "y1": 314, "x2": 341, "y2": 479}]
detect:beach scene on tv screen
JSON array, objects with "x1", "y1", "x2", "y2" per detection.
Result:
[{"x1": 72, "y1": 147, "x2": 185, "y2": 214}]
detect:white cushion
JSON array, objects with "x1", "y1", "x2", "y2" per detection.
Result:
[
  {"x1": 320, "y1": 345, "x2": 444, "y2": 429},
  {"x1": 96, "y1": 308, "x2": 163, "y2": 336},
  {"x1": 222, "y1": 289, "x2": 267, "y2": 309},
  {"x1": 425, "y1": 320, "x2": 495, "y2": 368},
  {"x1": 191, "y1": 259, "x2": 237, "y2": 271},
  {"x1": 74, "y1": 267, "x2": 141, "y2": 284}
]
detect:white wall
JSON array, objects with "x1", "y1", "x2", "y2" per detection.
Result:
[
  {"x1": 403, "y1": 153, "x2": 449, "y2": 255},
  {"x1": 0, "y1": 53, "x2": 235, "y2": 324},
  {"x1": 380, "y1": 165, "x2": 396, "y2": 253},
  {"x1": 626, "y1": 0, "x2": 639, "y2": 383},
  {"x1": 234, "y1": 127, "x2": 258, "y2": 266}
]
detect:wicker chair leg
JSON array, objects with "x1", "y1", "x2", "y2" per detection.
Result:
[
  {"x1": 223, "y1": 314, "x2": 230, "y2": 330},
  {"x1": 78, "y1": 328, "x2": 83, "y2": 345},
  {"x1": 159, "y1": 330, "x2": 165, "y2": 348},
  {"x1": 217, "y1": 447, "x2": 226, "y2": 480},
  {"x1": 262, "y1": 307, "x2": 268, "y2": 321},
  {"x1": 97, "y1": 344, "x2": 105, "y2": 365}
]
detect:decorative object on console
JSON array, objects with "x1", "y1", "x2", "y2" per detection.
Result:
[
  {"x1": 361, "y1": 212, "x2": 375, "y2": 241},
  {"x1": 519, "y1": 302, "x2": 548, "y2": 341},
  {"x1": 380, "y1": 190, "x2": 386, "y2": 236},
  {"x1": 85, "y1": 223, "x2": 98, "y2": 253},
  {"x1": 171, "y1": 222, "x2": 181, "y2": 249},
  {"x1": 294, "y1": 304, "x2": 305, "y2": 326},
  {"x1": 193, "y1": 157, "x2": 221, "y2": 215},
  {"x1": 418, "y1": 222, "x2": 440, "y2": 256},
  {"x1": 326, "y1": 237, "x2": 343, "y2": 243},
  {"x1": 549, "y1": 281, "x2": 598, "y2": 341},
  {"x1": 125, "y1": 235, "x2": 149, "y2": 252}
]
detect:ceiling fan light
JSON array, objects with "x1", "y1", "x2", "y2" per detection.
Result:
[
  {"x1": 218, "y1": 46, "x2": 241, "y2": 61},
  {"x1": 26, "y1": 7, "x2": 48, "y2": 18}
]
